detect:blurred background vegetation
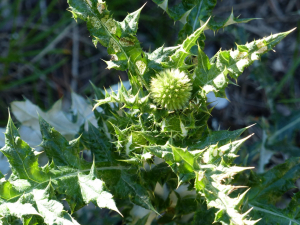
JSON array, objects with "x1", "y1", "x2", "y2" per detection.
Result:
[{"x1": 0, "y1": 0, "x2": 299, "y2": 223}]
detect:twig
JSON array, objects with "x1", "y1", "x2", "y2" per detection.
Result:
[
  {"x1": 268, "y1": 0, "x2": 284, "y2": 19},
  {"x1": 25, "y1": 23, "x2": 94, "y2": 46},
  {"x1": 16, "y1": 22, "x2": 76, "y2": 77},
  {"x1": 286, "y1": 0, "x2": 297, "y2": 13},
  {"x1": 71, "y1": 21, "x2": 79, "y2": 92},
  {"x1": 39, "y1": 0, "x2": 48, "y2": 24},
  {"x1": 266, "y1": 14, "x2": 300, "y2": 23},
  {"x1": 31, "y1": 22, "x2": 75, "y2": 63}
]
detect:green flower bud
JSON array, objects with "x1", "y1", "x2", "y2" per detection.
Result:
[{"x1": 150, "y1": 69, "x2": 192, "y2": 111}]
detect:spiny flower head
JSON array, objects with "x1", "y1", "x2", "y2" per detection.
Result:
[{"x1": 150, "y1": 69, "x2": 192, "y2": 111}]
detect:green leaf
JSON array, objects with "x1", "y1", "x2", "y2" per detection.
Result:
[
  {"x1": 112, "y1": 170, "x2": 157, "y2": 213},
  {"x1": 170, "y1": 145, "x2": 199, "y2": 184},
  {"x1": 170, "y1": 18, "x2": 209, "y2": 68},
  {"x1": 78, "y1": 162, "x2": 121, "y2": 215},
  {"x1": 247, "y1": 158, "x2": 300, "y2": 225},
  {"x1": 189, "y1": 125, "x2": 252, "y2": 150},
  {"x1": 145, "y1": 141, "x2": 198, "y2": 185},
  {"x1": 135, "y1": 214, "x2": 150, "y2": 225},
  {"x1": 39, "y1": 115, "x2": 87, "y2": 168},
  {"x1": 67, "y1": 0, "x2": 148, "y2": 88},
  {"x1": 1, "y1": 115, "x2": 47, "y2": 182},
  {"x1": 192, "y1": 135, "x2": 257, "y2": 224},
  {"x1": 195, "y1": 166, "x2": 255, "y2": 225},
  {"x1": 153, "y1": 0, "x2": 255, "y2": 44},
  {"x1": 85, "y1": 122, "x2": 113, "y2": 162},
  {"x1": 90, "y1": 81, "x2": 114, "y2": 115},
  {"x1": 201, "y1": 135, "x2": 253, "y2": 165},
  {"x1": 194, "y1": 29, "x2": 295, "y2": 98},
  {"x1": 145, "y1": 45, "x2": 180, "y2": 84},
  {"x1": 191, "y1": 201, "x2": 217, "y2": 225},
  {"x1": 0, "y1": 201, "x2": 41, "y2": 224},
  {"x1": 268, "y1": 111, "x2": 300, "y2": 145},
  {"x1": 206, "y1": 11, "x2": 255, "y2": 31},
  {"x1": 28, "y1": 183, "x2": 80, "y2": 225},
  {"x1": 93, "y1": 82, "x2": 150, "y2": 110},
  {"x1": 0, "y1": 117, "x2": 121, "y2": 224}
]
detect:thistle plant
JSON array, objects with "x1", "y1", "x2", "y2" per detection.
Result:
[{"x1": 0, "y1": 1, "x2": 298, "y2": 225}]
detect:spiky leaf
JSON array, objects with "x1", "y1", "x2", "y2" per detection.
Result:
[
  {"x1": 0, "y1": 116, "x2": 121, "y2": 224},
  {"x1": 194, "y1": 28, "x2": 296, "y2": 98},
  {"x1": 152, "y1": 0, "x2": 255, "y2": 44},
  {"x1": 68, "y1": 0, "x2": 147, "y2": 89}
]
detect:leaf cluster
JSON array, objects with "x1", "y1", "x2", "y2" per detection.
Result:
[{"x1": 0, "y1": 0, "x2": 298, "y2": 225}]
